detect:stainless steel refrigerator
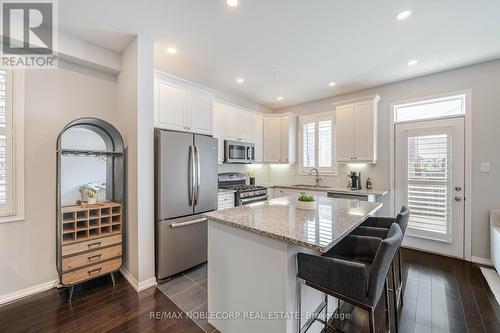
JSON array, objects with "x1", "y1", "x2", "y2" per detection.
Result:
[{"x1": 155, "y1": 130, "x2": 218, "y2": 281}]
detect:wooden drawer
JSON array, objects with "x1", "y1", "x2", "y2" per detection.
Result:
[
  {"x1": 62, "y1": 244, "x2": 122, "y2": 272},
  {"x1": 62, "y1": 234, "x2": 122, "y2": 256},
  {"x1": 62, "y1": 258, "x2": 122, "y2": 285}
]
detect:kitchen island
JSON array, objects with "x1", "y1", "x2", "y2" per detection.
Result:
[{"x1": 203, "y1": 196, "x2": 382, "y2": 333}]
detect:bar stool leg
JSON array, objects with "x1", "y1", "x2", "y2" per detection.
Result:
[
  {"x1": 398, "y1": 250, "x2": 404, "y2": 306},
  {"x1": 369, "y1": 308, "x2": 376, "y2": 333},
  {"x1": 385, "y1": 279, "x2": 391, "y2": 333},
  {"x1": 324, "y1": 294, "x2": 328, "y2": 331},
  {"x1": 297, "y1": 279, "x2": 302, "y2": 333},
  {"x1": 391, "y1": 265, "x2": 399, "y2": 333}
]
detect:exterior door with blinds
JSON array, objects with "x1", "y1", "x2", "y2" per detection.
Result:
[{"x1": 395, "y1": 117, "x2": 465, "y2": 258}]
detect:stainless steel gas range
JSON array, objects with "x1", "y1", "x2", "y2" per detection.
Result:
[{"x1": 218, "y1": 173, "x2": 268, "y2": 206}]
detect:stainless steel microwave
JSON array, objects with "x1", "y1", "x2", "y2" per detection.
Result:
[{"x1": 224, "y1": 140, "x2": 255, "y2": 164}]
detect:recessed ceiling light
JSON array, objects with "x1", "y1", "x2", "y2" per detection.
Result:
[
  {"x1": 236, "y1": 78, "x2": 245, "y2": 84},
  {"x1": 166, "y1": 47, "x2": 177, "y2": 55},
  {"x1": 277, "y1": 96, "x2": 283, "y2": 101},
  {"x1": 396, "y1": 10, "x2": 412, "y2": 21},
  {"x1": 408, "y1": 59, "x2": 418, "y2": 66},
  {"x1": 328, "y1": 82, "x2": 336, "y2": 87},
  {"x1": 226, "y1": 0, "x2": 239, "y2": 8}
]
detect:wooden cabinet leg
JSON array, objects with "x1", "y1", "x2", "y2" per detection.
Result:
[
  {"x1": 110, "y1": 272, "x2": 116, "y2": 286},
  {"x1": 68, "y1": 285, "x2": 75, "y2": 303}
]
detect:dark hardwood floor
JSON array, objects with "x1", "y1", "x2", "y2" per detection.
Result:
[
  {"x1": 1, "y1": 249, "x2": 499, "y2": 333},
  {"x1": 330, "y1": 248, "x2": 500, "y2": 333},
  {"x1": 0, "y1": 273, "x2": 203, "y2": 333}
]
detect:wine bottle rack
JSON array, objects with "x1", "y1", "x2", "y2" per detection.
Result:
[{"x1": 61, "y1": 202, "x2": 122, "y2": 244}]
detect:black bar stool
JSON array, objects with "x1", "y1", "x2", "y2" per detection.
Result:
[
  {"x1": 350, "y1": 206, "x2": 410, "y2": 332},
  {"x1": 297, "y1": 223, "x2": 403, "y2": 333}
]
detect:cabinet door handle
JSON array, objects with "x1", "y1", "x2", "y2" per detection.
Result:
[
  {"x1": 88, "y1": 268, "x2": 102, "y2": 276},
  {"x1": 87, "y1": 241, "x2": 102, "y2": 249},
  {"x1": 88, "y1": 254, "x2": 102, "y2": 262}
]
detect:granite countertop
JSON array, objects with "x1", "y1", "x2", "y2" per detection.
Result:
[
  {"x1": 264, "y1": 184, "x2": 389, "y2": 196},
  {"x1": 203, "y1": 196, "x2": 382, "y2": 253}
]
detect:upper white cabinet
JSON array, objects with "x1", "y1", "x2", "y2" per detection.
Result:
[
  {"x1": 213, "y1": 102, "x2": 225, "y2": 163},
  {"x1": 263, "y1": 113, "x2": 296, "y2": 164},
  {"x1": 213, "y1": 100, "x2": 261, "y2": 164},
  {"x1": 223, "y1": 106, "x2": 254, "y2": 142},
  {"x1": 253, "y1": 113, "x2": 264, "y2": 163},
  {"x1": 154, "y1": 70, "x2": 215, "y2": 135},
  {"x1": 335, "y1": 95, "x2": 380, "y2": 163}
]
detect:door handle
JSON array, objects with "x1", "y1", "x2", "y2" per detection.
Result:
[
  {"x1": 188, "y1": 145, "x2": 195, "y2": 206},
  {"x1": 194, "y1": 145, "x2": 201, "y2": 205},
  {"x1": 171, "y1": 218, "x2": 207, "y2": 228},
  {"x1": 454, "y1": 196, "x2": 462, "y2": 202}
]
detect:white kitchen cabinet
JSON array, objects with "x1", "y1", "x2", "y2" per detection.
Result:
[
  {"x1": 218, "y1": 191, "x2": 235, "y2": 210},
  {"x1": 263, "y1": 113, "x2": 296, "y2": 163},
  {"x1": 224, "y1": 106, "x2": 254, "y2": 143},
  {"x1": 213, "y1": 102, "x2": 225, "y2": 163},
  {"x1": 335, "y1": 95, "x2": 380, "y2": 163},
  {"x1": 189, "y1": 88, "x2": 213, "y2": 135},
  {"x1": 214, "y1": 99, "x2": 264, "y2": 163},
  {"x1": 253, "y1": 113, "x2": 264, "y2": 163},
  {"x1": 154, "y1": 70, "x2": 215, "y2": 135},
  {"x1": 155, "y1": 80, "x2": 187, "y2": 132}
]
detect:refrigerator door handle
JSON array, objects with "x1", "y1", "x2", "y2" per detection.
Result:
[
  {"x1": 194, "y1": 145, "x2": 201, "y2": 205},
  {"x1": 188, "y1": 145, "x2": 195, "y2": 206},
  {"x1": 170, "y1": 217, "x2": 207, "y2": 228}
]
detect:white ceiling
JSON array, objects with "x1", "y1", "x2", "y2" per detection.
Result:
[{"x1": 60, "y1": 0, "x2": 500, "y2": 109}]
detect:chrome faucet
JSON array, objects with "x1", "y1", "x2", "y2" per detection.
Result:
[{"x1": 309, "y1": 168, "x2": 322, "y2": 187}]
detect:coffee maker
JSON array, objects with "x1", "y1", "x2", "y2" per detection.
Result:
[{"x1": 349, "y1": 171, "x2": 362, "y2": 190}]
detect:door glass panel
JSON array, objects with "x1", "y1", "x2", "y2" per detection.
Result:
[
  {"x1": 406, "y1": 134, "x2": 450, "y2": 239},
  {"x1": 228, "y1": 144, "x2": 245, "y2": 159}
]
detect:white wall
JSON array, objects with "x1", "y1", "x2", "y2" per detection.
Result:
[
  {"x1": 276, "y1": 59, "x2": 500, "y2": 260},
  {"x1": 0, "y1": 61, "x2": 118, "y2": 297},
  {"x1": 116, "y1": 36, "x2": 156, "y2": 287}
]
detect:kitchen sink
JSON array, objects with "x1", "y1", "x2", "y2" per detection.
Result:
[{"x1": 291, "y1": 184, "x2": 331, "y2": 189}]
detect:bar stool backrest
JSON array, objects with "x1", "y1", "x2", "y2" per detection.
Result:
[
  {"x1": 397, "y1": 206, "x2": 410, "y2": 234},
  {"x1": 367, "y1": 223, "x2": 403, "y2": 306}
]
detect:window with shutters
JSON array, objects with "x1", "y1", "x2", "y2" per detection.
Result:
[
  {"x1": 406, "y1": 134, "x2": 450, "y2": 235},
  {"x1": 0, "y1": 68, "x2": 24, "y2": 223},
  {"x1": 299, "y1": 112, "x2": 336, "y2": 174}
]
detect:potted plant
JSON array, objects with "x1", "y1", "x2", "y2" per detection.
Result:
[
  {"x1": 79, "y1": 186, "x2": 98, "y2": 204},
  {"x1": 296, "y1": 192, "x2": 316, "y2": 210}
]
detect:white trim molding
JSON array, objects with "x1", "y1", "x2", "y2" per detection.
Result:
[
  {"x1": 389, "y1": 89, "x2": 472, "y2": 260},
  {"x1": 0, "y1": 279, "x2": 57, "y2": 306},
  {"x1": 119, "y1": 267, "x2": 157, "y2": 292},
  {"x1": 0, "y1": 68, "x2": 25, "y2": 224},
  {"x1": 471, "y1": 256, "x2": 493, "y2": 267}
]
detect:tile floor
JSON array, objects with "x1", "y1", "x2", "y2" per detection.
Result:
[{"x1": 157, "y1": 263, "x2": 218, "y2": 333}]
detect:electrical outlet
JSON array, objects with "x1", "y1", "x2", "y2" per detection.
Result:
[{"x1": 480, "y1": 162, "x2": 490, "y2": 173}]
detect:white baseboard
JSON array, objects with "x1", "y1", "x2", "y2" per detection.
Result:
[
  {"x1": 472, "y1": 256, "x2": 493, "y2": 266},
  {"x1": 119, "y1": 267, "x2": 157, "y2": 292},
  {"x1": 0, "y1": 279, "x2": 58, "y2": 306}
]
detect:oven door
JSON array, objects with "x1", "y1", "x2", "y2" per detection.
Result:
[{"x1": 225, "y1": 140, "x2": 251, "y2": 164}]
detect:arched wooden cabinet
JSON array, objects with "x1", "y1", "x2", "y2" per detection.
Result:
[{"x1": 56, "y1": 118, "x2": 125, "y2": 302}]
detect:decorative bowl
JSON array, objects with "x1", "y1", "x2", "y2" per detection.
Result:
[{"x1": 296, "y1": 200, "x2": 317, "y2": 210}]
